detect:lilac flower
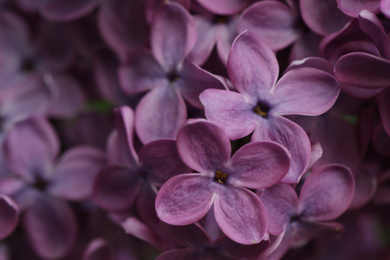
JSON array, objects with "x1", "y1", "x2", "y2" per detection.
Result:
[
  {"x1": 261, "y1": 164, "x2": 355, "y2": 259},
  {"x1": 119, "y1": 2, "x2": 224, "y2": 144},
  {"x1": 200, "y1": 31, "x2": 340, "y2": 183},
  {"x1": 0, "y1": 10, "x2": 85, "y2": 120},
  {"x1": 0, "y1": 195, "x2": 19, "y2": 240},
  {"x1": 0, "y1": 117, "x2": 106, "y2": 259},
  {"x1": 156, "y1": 120, "x2": 290, "y2": 244}
]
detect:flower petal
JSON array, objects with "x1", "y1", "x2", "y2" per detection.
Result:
[
  {"x1": 337, "y1": 0, "x2": 380, "y2": 17},
  {"x1": 261, "y1": 183, "x2": 298, "y2": 235},
  {"x1": 23, "y1": 195, "x2": 77, "y2": 259},
  {"x1": 83, "y1": 238, "x2": 114, "y2": 260},
  {"x1": 252, "y1": 116, "x2": 311, "y2": 183},
  {"x1": 48, "y1": 146, "x2": 106, "y2": 201},
  {"x1": 4, "y1": 117, "x2": 59, "y2": 181},
  {"x1": 228, "y1": 141, "x2": 290, "y2": 189},
  {"x1": 358, "y1": 10, "x2": 386, "y2": 53},
  {"x1": 176, "y1": 62, "x2": 224, "y2": 108},
  {"x1": 238, "y1": 1, "x2": 299, "y2": 51},
  {"x1": 135, "y1": 84, "x2": 187, "y2": 144},
  {"x1": 118, "y1": 50, "x2": 166, "y2": 95},
  {"x1": 0, "y1": 195, "x2": 19, "y2": 239},
  {"x1": 200, "y1": 88, "x2": 258, "y2": 140},
  {"x1": 177, "y1": 121, "x2": 231, "y2": 172},
  {"x1": 156, "y1": 174, "x2": 215, "y2": 225},
  {"x1": 214, "y1": 186, "x2": 268, "y2": 244},
  {"x1": 44, "y1": 73, "x2": 85, "y2": 117},
  {"x1": 108, "y1": 106, "x2": 138, "y2": 168},
  {"x1": 139, "y1": 139, "x2": 190, "y2": 186},
  {"x1": 300, "y1": 0, "x2": 350, "y2": 36},
  {"x1": 334, "y1": 53, "x2": 390, "y2": 89},
  {"x1": 151, "y1": 2, "x2": 196, "y2": 72},
  {"x1": 270, "y1": 68, "x2": 340, "y2": 116},
  {"x1": 92, "y1": 166, "x2": 140, "y2": 212},
  {"x1": 299, "y1": 164, "x2": 355, "y2": 221},
  {"x1": 227, "y1": 31, "x2": 279, "y2": 98},
  {"x1": 186, "y1": 15, "x2": 217, "y2": 65},
  {"x1": 98, "y1": 0, "x2": 148, "y2": 59}
]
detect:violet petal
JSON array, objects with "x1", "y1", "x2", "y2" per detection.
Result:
[
  {"x1": 299, "y1": 164, "x2": 355, "y2": 221},
  {"x1": 252, "y1": 116, "x2": 311, "y2": 183},
  {"x1": 156, "y1": 174, "x2": 215, "y2": 225},
  {"x1": 271, "y1": 67, "x2": 340, "y2": 116},
  {"x1": 227, "y1": 31, "x2": 279, "y2": 98},
  {"x1": 335, "y1": 52, "x2": 390, "y2": 89},
  {"x1": 200, "y1": 88, "x2": 258, "y2": 140},
  {"x1": 151, "y1": 2, "x2": 196, "y2": 72},
  {"x1": 135, "y1": 84, "x2": 187, "y2": 144},
  {"x1": 23, "y1": 195, "x2": 77, "y2": 259},
  {"x1": 92, "y1": 166, "x2": 140, "y2": 212},
  {"x1": 261, "y1": 183, "x2": 299, "y2": 235},
  {"x1": 177, "y1": 121, "x2": 231, "y2": 173},
  {"x1": 4, "y1": 117, "x2": 59, "y2": 182},
  {"x1": 214, "y1": 185, "x2": 268, "y2": 244},
  {"x1": 228, "y1": 141, "x2": 290, "y2": 189},
  {"x1": 48, "y1": 146, "x2": 106, "y2": 201},
  {"x1": 139, "y1": 139, "x2": 190, "y2": 186},
  {"x1": 238, "y1": 1, "x2": 299, "y2": 51}
]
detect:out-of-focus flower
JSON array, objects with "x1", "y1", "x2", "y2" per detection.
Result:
[
  {"x1": 0, "y1": 117, "x2": 106, "y2": 259},
  {"x1": 119, "y1": 2, "x2": 224, "y2": 144}
]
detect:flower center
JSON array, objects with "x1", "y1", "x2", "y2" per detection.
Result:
[
  {"x1": 21, "y1": 58, "x2": 35, "y2": 73},
  {"x1": 253, "y1": 102, "x2": 270, "y2": 118},
  {"x1": 214, "y1": 170, "x2": 228, "y2": 184},
  {"x1": 166, "y1": 70, "x2": 179, "y2": 83},
  {"x1": 214, "y1": 15, "x2": 229, "y2": 24},
  {"x1": 33, "y1": 176, "x2": 48, "y2": 191}
]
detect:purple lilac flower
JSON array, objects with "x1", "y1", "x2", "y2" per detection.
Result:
[
  {"x1": 261, "y1": 164, "x2": 355, "y2": 259},
  {"x1": 156, "y1": 120, "x2": 290, "y2": 244},
  {"x1": 0, "y1": 10, "x2": 85, "y2": 120},
  {"x1": 118, "y1": 2, "x2": 224, "y2": 144},
  {"x1": 0, "y1": 117, "x2": 106, "y2": 259},
  {"x1": 200, "y1": 31, "x2": 340, "y2": 183}
]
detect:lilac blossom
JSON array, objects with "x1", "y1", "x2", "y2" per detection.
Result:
[
  {"x1": 0, "y1": 10, "x2": 85, "y2": 120},
  {"x1": 0, "y1": 117, "x2": 106, "y2": 259},
  {"x1": 200, "y1": 31, "x2": 340, "y2": 183},
  {"x1": 156, "y1": 120, "x2": 290, "y2": 244},
  {"x1": 118, "y1": 2, "x2": 224, "y2": 144},
  {"x1": 261, "y1": 164, "x2": 355, "y2": 259}
]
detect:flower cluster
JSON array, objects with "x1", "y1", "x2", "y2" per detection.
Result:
[{"x1": 0, "y1": 0, "x2": 389, "y2": 259}]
